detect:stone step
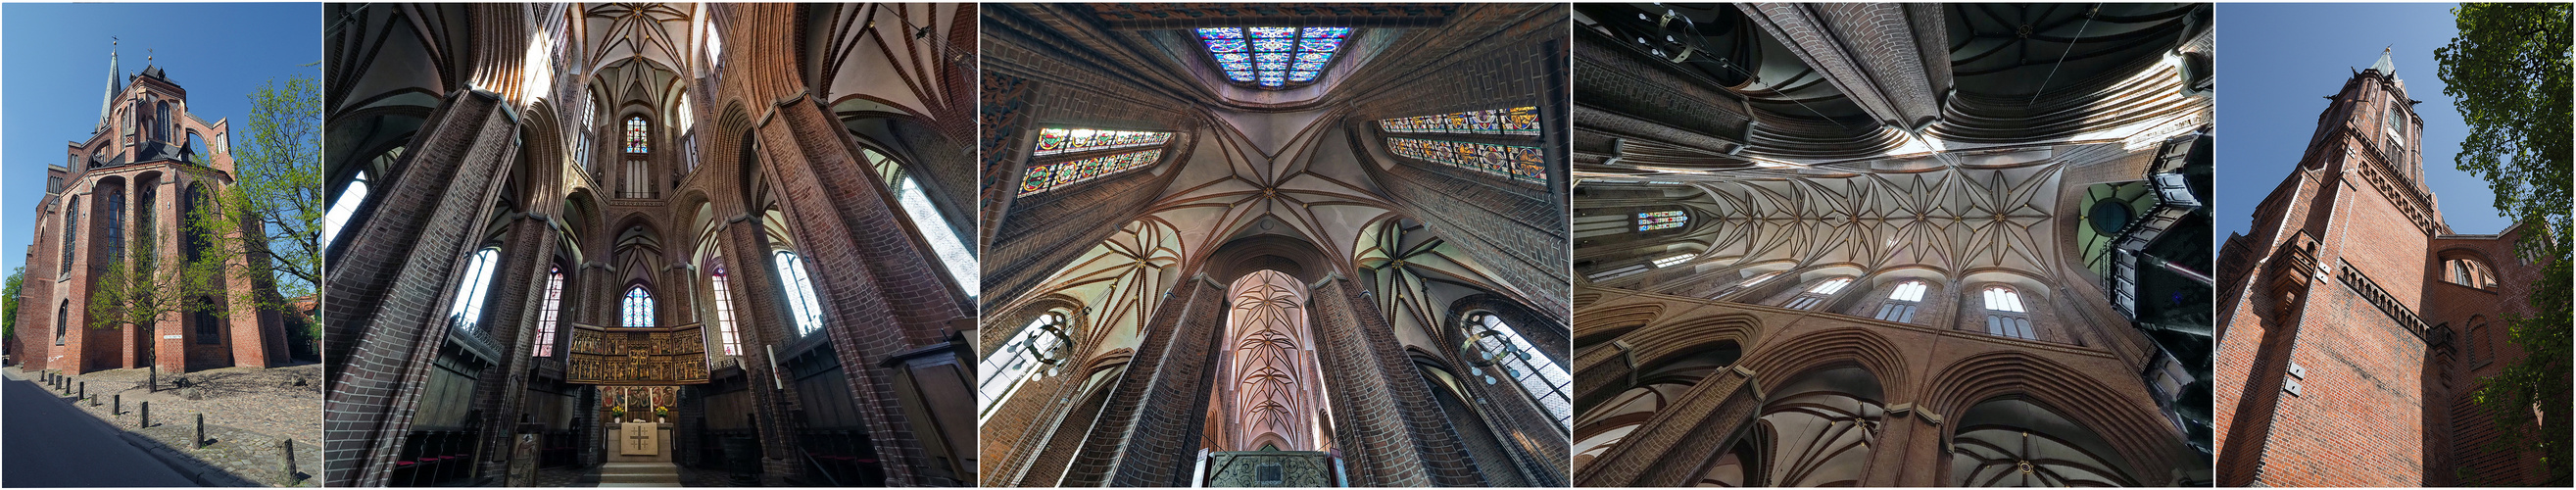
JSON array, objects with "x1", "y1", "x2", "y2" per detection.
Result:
[{"x1": 596, "y1": 463, "x2": 681, "y2": 486}]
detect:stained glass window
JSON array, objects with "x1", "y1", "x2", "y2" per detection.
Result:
[
  {"x1": 623, "y1": 286, "x2": 654, "y2": 327},
  {"x1": 1379, "y1": 107, "x2": 1542, "y2": 137},
  {"x1": 624, "y1": 117, "x2": 648, "y2": 153},
  {"x1": 1196, "y1": 26, "x2": 1349, "y2": 88},
  {"x1": 710, "y1": 267, "x2": 742, "y2": 356},
  {"x1": 533, "y1": 267, "x2": 563, "y2": 357},
  {"x1": 1467, "y1": 313, "x2": 1572, "y2": 429},
  {"x1": 449, "y1": 248, "x2": 502, "y2": 331},
  {"x1": 775, "y1": 251, "x2": 826, "y2": 335},
  {"x1": 1033, "y1": 127, "x2": 1174, "y2": 156},
  {"x1": 1636, "y1": 211, "x2": 1686, "y2": 231},
  {"x1": 1018, "y1": 149, "x2": 1166, "y2": 196},
  {"x1": 979, "y1": 312, "x2": 1071, "y2": 421},
  {"x1": 1385, "y1": 137, "x2": 1546, "y2": 185}
]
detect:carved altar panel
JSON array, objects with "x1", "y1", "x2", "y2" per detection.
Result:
[{"x1": 567, "y1": 323, "x2": 711, "y2": 385}]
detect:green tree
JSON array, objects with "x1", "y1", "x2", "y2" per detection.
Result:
[
  {"x1": 2436, "y1": 2, "x2": 2571, "y2": 485},
  {"x1": 4, "y1": 267, "x2": 22, "y2": 340},
  {"x1": 184, "y1": 73, "x2": 321, "y2": 338}
]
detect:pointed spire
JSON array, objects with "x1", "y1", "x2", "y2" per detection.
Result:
[
  {"x1": 97, "y1": 38, "x2": 120, "y2": 132},
  {"x1": 2368, "y1": 46, "x2": 2397, "y2": 77}
]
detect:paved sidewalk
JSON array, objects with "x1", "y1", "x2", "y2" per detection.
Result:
[
  {"x1": 6, "y1": 365, "x2": 322, "y2": 486},
  {"x1": 2, "y1": 371, "x2": 195, "y2": 487}
]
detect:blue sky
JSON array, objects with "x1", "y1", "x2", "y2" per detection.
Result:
[
  {"x1": 2217, "y1": 2, "x2": 2510, "y2": 237},
  {"x1": 2, "y1": 3, "x2": 318, "y2": 276}
]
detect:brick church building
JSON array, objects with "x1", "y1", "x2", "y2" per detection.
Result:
[
  {"x1": 319, "y1": 3, "x2": 977, "y2": 486},
  {"x1": 1565, "y1": 4, "x2": 2214, "y2": 486},
  {"x1": 15, "y1": 48, "x2": 293, "y2": 374},
  {"x1": 2211, "y1": 51, "x2": 2554, "y2": 486},
  {"x1": 976, "y1": 4, "x2": 1573, "y2": 487}
]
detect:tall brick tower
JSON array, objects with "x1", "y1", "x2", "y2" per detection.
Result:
[
  {"x1": 2212, "y1": 49, "x2": 2551, "y2": 486},
  {"x1": 14, "y1": 47, "x2": 291, "y2": 374}
]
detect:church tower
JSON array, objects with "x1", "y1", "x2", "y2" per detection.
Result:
[
  {"x1": 16, "y1": 47, "x2": 291, "y2": 375},
  {"x1": 2212, "y1": 49, "x2": 2550, "y2": 486}
]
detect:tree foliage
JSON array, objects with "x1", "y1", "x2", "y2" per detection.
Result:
[
  {"x1": 2435, "y1": 2, "x2": 2571, "y2": 485},
  {"x1": 186, "y1": 73, "x2": 322, "y2": 331},
  {"x1": 3, "y1": 267, "x2": 21, "y2": 339}
]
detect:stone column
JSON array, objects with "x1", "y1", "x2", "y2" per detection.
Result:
[
  {"x1": 717, "y1": 216, "x2": 803, "y2": 487},
  {"x1": 1307, "y1": 273, "x2": 1484, "y2": 487},
  {"x1": 1051, "y1": 274, "x2": 1224, "y2": 487},
  {"x1": 1575, "y1": 366, "x2": 1765, "y2": 487},
  {"x1": 468, "y1": 215, "x2": 559, "y2": 482}
]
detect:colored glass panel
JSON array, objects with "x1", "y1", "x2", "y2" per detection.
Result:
[
  {"x1": 622, "y1": 286, "x2": 654, "y2": 327},
  {"x1": 1019, "y1": 149, "x2": 1167, "y2": 196},
  {"x1": 1636, "y1": 211, "x2": 1687, "y2": 231},
  {"x1": 1385, "y1": 137, "x2": 1547, "y2": 185},
  {"x1": 624, "y1": 117, "x2": 648, "y2": 153},
  {"x1": 1197, "y1": 26, "x2": 1350, "y2": 87},
  {"x1": 1377, "y1": 106, "x2": 1543, "y2": 137},
  {"x1": 1032, "y1": 127, "x2": 1174, "y2": 157}
]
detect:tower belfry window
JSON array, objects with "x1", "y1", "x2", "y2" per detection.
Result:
[
  {"x1": 2384, "y1": 103, "x2": 2406, "y2": 160},
  {"x1": 1196, "y1": 26, "x2": 1350, "y2": 88}
]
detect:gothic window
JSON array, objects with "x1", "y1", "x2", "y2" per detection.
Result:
[
  {"x1": 622, "y1": 285, "x2": 655, "y2": 328},
  {"x1": 2443, "y1": 258, "x2": 2497, "y2": 289},
  {"x1": 156, "y1": 102, "x2": 172, "y2": 142},
  {"x1": 1378, "y1": 107, "x2": 1543, "y2": 136},
  {"x1": 1384, "y1": 137, "x2": 1547, "y2": 185},
  {"x1": 624, "y1": 116, "x2": 649, "y2": 153},
  {"x1": 773, "y1": 250, "x2": 826, "y2": 335},
  {"x1": 60, "y1": 197, "x2": 79, "y2": 271},
  {"x1": 622, "y1": 158, "x2": 653, "y2": 199},
  {"x1": 102, "y1": 187, "x2": 124, "y2": 262},
  {"x1": 1783, "y1": 277, "x2": 1852, "y2": 310},
  {"x1": 136, "y1": 184, "x2": 155, "y2": 264},
  {"x1": 2384, "y1": 103, "x2": 2406, "y2": 156},
  {"x1": 678, "y1": 93, "x2": 699, "y2": 172},
  {"x1": 325, "y1": 170, "x2": 369, "y2": 246},
  {"x1": 1715, "y1": 270, "x2": 1784, "y2": 299},
  {"x1": 1875, "y1": 280, "x2": 1929, "y2": 323},
  {"x1": 1019, "y1": 127, "x2": 1175, "y2": 196},
  {"x1": 447, "y1": 247, "x2": 502, "y2": 331},
  {"x1": 709, "y1": 266, "x2": 743, "y2": 356},
  {"x1": 532, "y1": 266, "x2": 564, "y2": 357},
  {"x1": 1465, "y1": 312, "x2": 1572, "y2": 429},
  {"x1": 977, "y1": 311, "x2": 1070, "y2": 421},
  {"x1": 55, "y1": 302, "x2": 69, "y2": 346},
  {"x1": 873, "y1": 149, "x2": 978, "y2": 296},
  {"x1": 1195, "y1": 26, "x2": 1349, "y2": 87},
  {"x1": 1651, "y1": 253, "x2": 1694, "y2": 268},
  {"x1": 194, "y1": 296, "x2": 222, "y2": 344},
  {"x1": 1636, "y1": 210, "x2": 1686, "y2": 231},
  {"x1": 577, "y1": 99, "x2": 596, "y2": 172},
  {"x1": 1981, "y1": 286, "x2": 2034, "y2": 339}
]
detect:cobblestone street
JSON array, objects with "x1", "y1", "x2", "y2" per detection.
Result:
[{"x1": 8, "y1": 364, "x2": 322, "y2": 486}]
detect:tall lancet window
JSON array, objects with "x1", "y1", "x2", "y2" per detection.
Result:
[
  {"x1": 1874, "y1": 280, "x2": 1929, "y2": 323},
  {"x1": 678, "y1": 93, "x2": 699, "y2": 172},
  {"x1": 1783, "y1": 277, "x2": 1852, "y2": 310},
  {"x1": 709, "y1": 266, "x2": 743, "y2": 356},
  {"x1": 978, "y1": 311, "x2": 1069, "y2": 421},
  {"x1": 622, "y1": 285, "x2": 655, "y2": 328},
  {"x1": 325, "y1": 171, "x2": 370, "y2": 246},
  {"x1": 61, "y1": 197, "x2": 80, "y2": 270},
  {"x1": 448, "y1": 248, "x2": 502, "y2": 331},
  {"x1": 624, "y1": 116, "x2": 649, "y2": 153},
  {"x1": 1195, "y1": 26, "x2": 1349, "y2": 87},
  {"x1": 1982, "y1": 286, "x2": 2034, "y2": 339},
  {"x1": 1467, "y1": 312, "x2": 1573, "y2": 429},
  {"x1": 102, "y1": 188, "x2": 125, "y2": 261},
  {"x1": 531, "y1": 266, "x2": 564, "y2": 357},
  {"x1": 156, "y1": 102, "x2": 172, "y2": 142},
  {"x1": 773, "y1": 251, "x2": 826, "y2": 335}
]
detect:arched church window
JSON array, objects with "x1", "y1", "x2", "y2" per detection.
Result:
[
  {"x1": 1195, "y1": 26, "x2": 1349, "y2": 87},
  {"x1": 448, "y1": 247, "x2": 503, "y2": 331},
  {"x1": 136, "y1": 183, "x2": 155, "y2": 263},
  {"x1": 156, "y1": 102, "x2": 172, "y2": 142},
  {"x1": 325, "y1": 170, "x2": 370, "y2": 246},
  {"x1": 1376, "y1": 106, "x2": 1546, "y2": 184},
  {"x1": 623, "y1": 159, "x2": 653, "y2": 199},
  {"x1": 1875, "y1": 280, "x2": 1929, "y2": 322},
  {"x1": 1019, "y1": 127, "x2": 1175, "y2": 196},
  {"x1": 1636, "y1": 210, "x2": 1686, "y2": 231},
  {"x1": 709, "y1": 266, "x2": 743, "y2": 356},
  {"x1": 867, "y1": 149, "x2": 979, "y2": 296},
  {"x1": 1650, "y1": 253, "x2": 1695, "y2": 268},
  {"x1": 773, "y1": 251, "x2": 826, "y2": 335},
  {"x1": 978, "y1": 311, "x2": 1071, "y2": 421},
  {"x1": 678, "y1": 93, "x2": 699, "y2": 172},
  {"x1": 532, "y1": 266, "x2": 564, "y2": 357},
  {"x1": 2385, "y1": 102, "x2": 2406, "y2": 157},
  {"x1": 1464, "y1": 312, "x2": 1573, "y2": 429},
  {"x1": 102, "y1": 187, "x2": 125, "y2": 261},
  {"x1": 624, "y1": 116, "x2": 649, "y2": 153},
  {"x1": 1783, "y1": 277, "x2": 1852, "y2": 310},
  {"x1": 623, "y1": 285, "x2": 655, "y2": 328},
  {"x1": 56, "y1": 301, "x2": 70, "y2": 346},
  {"x1": 61, "y1": 196, "x2": 80, "y2": 271},
  {"x1": 194, "y1": 296, "x2": 223, "y2": 344},
  {"x1": 1981, "y1": 286, "x2": 2034, "y2": 339},
  {"x1": 1715, "y1": 270, "x2": 1782, "y2": 299},
  {"x1": 1379, "y1": 107, "x2": 1543, "y2": 136}
]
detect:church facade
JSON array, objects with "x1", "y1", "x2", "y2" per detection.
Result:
[
  {"x1": 1566, "y1": 3, "x2": 2215, "y2": 486},
  {"x1": 15, "y1": 51, "x2": 293, "y2": 374},
  {"x1": 976, "y1": 3, "x2": 1575, "y2": 487},
  {"x1": 2210, "y1": 52, "x2": 2555, "y2": 487},
  {"x1": 319, "y1": 3, "x2": 978, "y2": 486}
]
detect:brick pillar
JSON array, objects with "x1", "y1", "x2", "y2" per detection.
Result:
[
  {"x1": 319, "y1": 89, "x2": 521, "y2": 487},
  {"x1": 1575, "y1": 366, "x2": 1764, "y2": 487},
  {"x1": 576, "y1": 386, "x2": 602, "y2": 466},
  {"x1": 469, "y1": 216, "x2": 559, "y2": 482},
  {"x1": 718, "y1": 216, "x2": 803, "y2": 486},
  {"x1": 1307, "y1": 273, "x2": 1484, "y2": 487},
  {"x1": 1054, "y1": 274, "x2": 1225, "y2": 487},
  {"x1": 1862, "y1": 407, "x2": 1941, "y2": 486}
]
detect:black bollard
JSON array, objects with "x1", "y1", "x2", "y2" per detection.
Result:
[
  {"x1": 114, "y1": 394, "x2": 122, "y2": 415},
  {"x1": 141, "y1": 401, "x2": 151, "y2": 428},
  {"x1": 79, "y1": 381, "x2": 86, "y2": 401},
  {"x1": 277, "y1": 439, "x2": 299, "y2": 484},
  {"x1": 196, "y1": 414, "x2": 207, "y2": 449}
]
